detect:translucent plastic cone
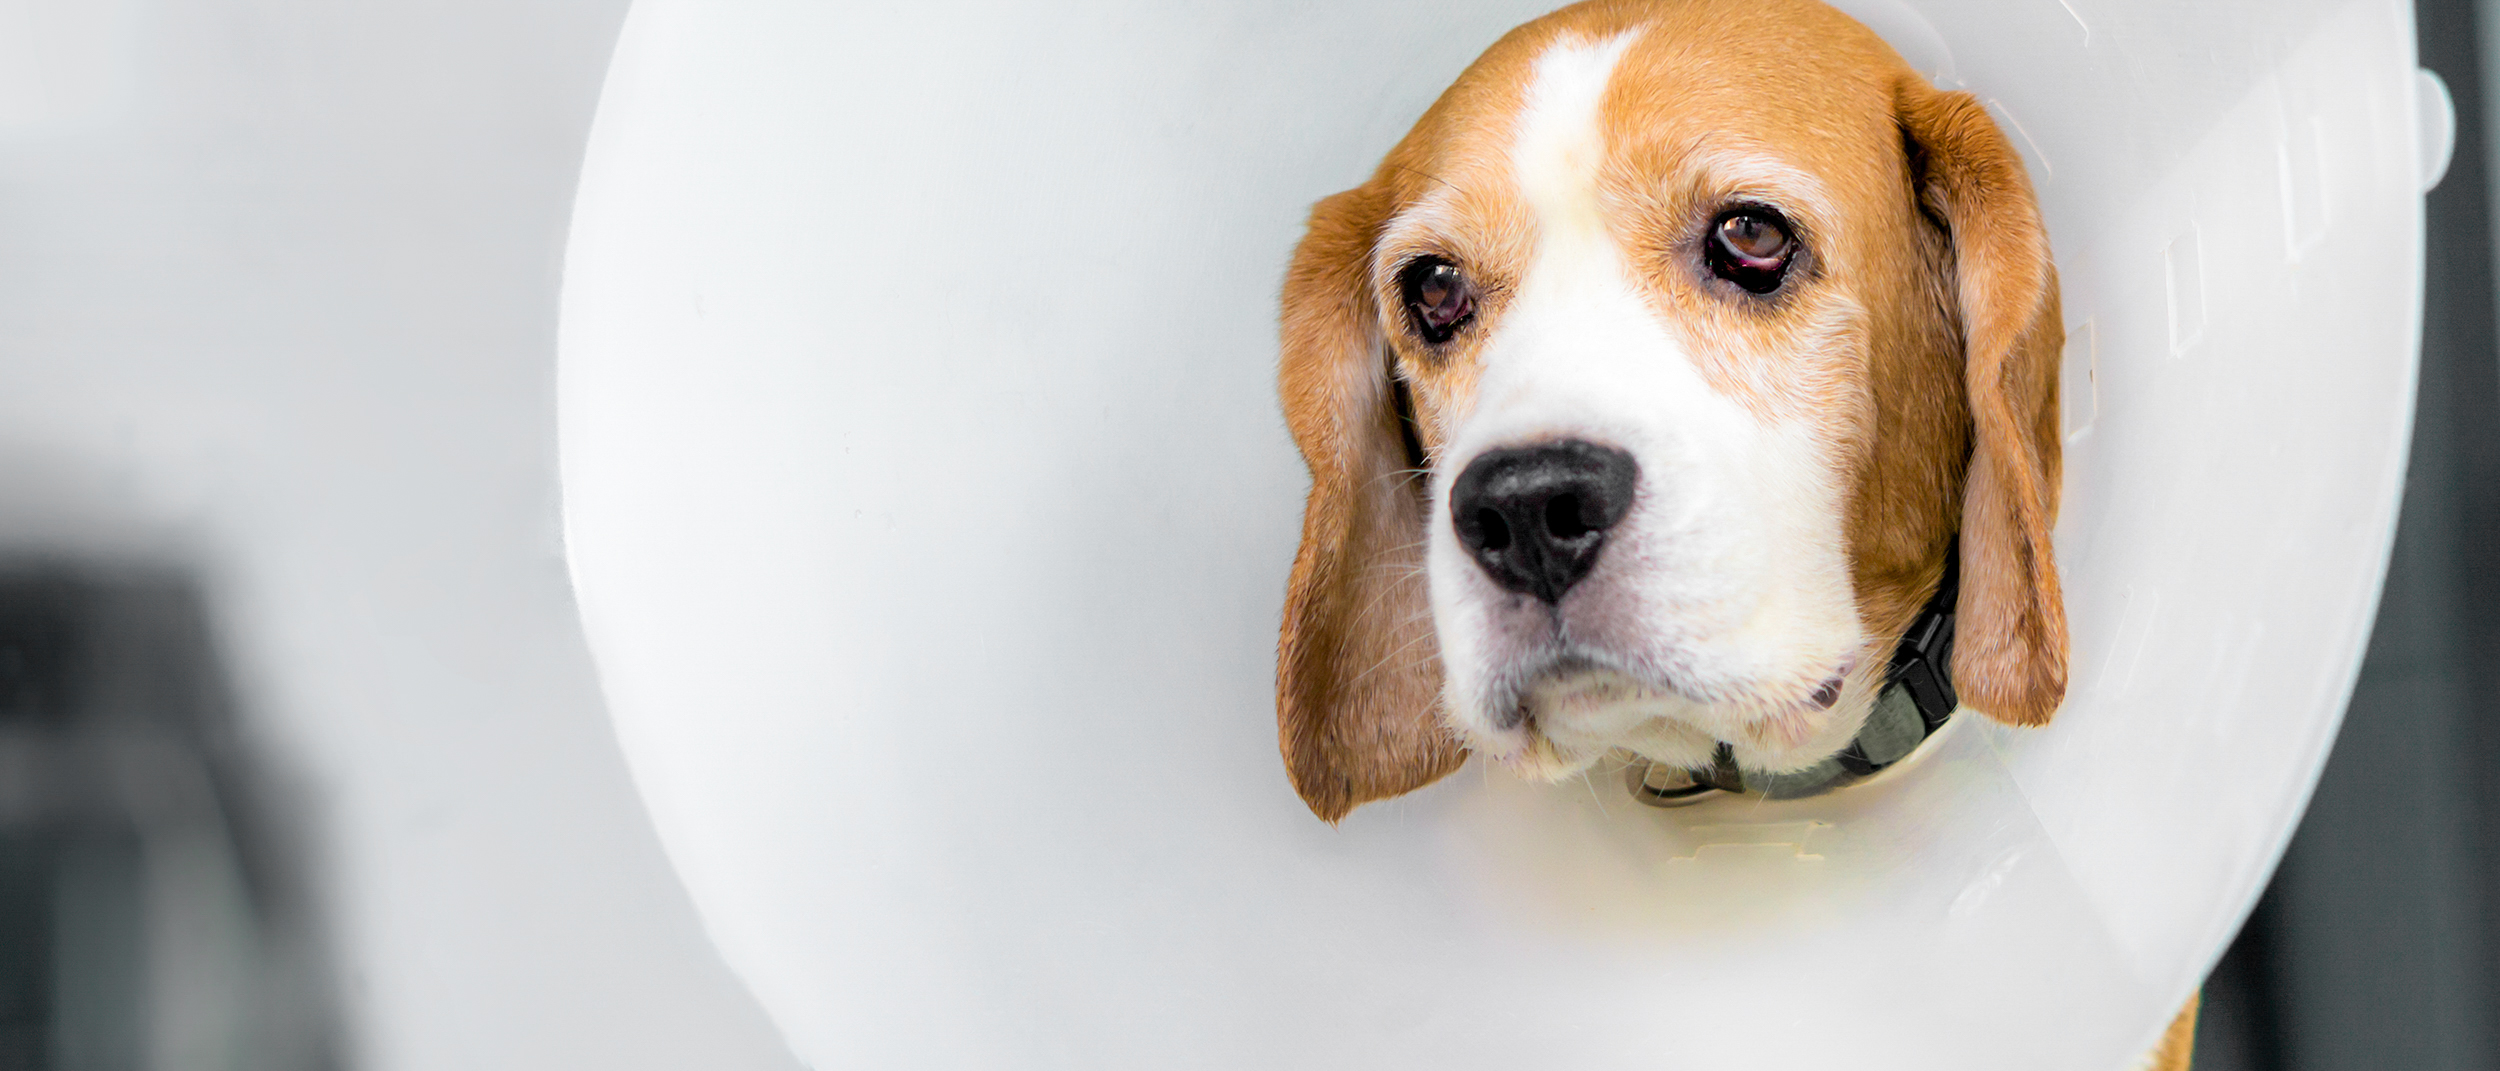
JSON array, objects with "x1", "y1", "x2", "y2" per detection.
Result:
[{"x1": 558, "y1": 1, "x2": 2442, "y2": 1066}]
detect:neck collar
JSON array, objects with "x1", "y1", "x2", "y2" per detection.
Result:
[{"x1": 1630, "y1": 546, "x2": 1959, "y2": 806}]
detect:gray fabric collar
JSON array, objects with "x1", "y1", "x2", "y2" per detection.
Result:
[{"x1": 1629, "y1": 548, "x2": 1959, "y2": 806}]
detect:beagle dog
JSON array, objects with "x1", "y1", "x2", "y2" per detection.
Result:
[
  {"x1": 1275, "y1": 0, "x2": 2068, "y2": 821},
  {"x1": 1274, "y1": 8, "x2": 2206, "y2": 1057}
]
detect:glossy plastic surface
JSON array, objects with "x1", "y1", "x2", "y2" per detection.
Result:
[{"x1": 558, "y1": 1, "x2": 2431, "y2": 1066}]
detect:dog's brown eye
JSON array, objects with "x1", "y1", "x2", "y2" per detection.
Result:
[
  {"x1": 1399, "y1": 257, "x2": 1477, "y2": 343},
  {"x1": 1707, "y1": 209, "x2": 1796, "y2": 295}
]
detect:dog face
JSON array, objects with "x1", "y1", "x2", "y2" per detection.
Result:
[{"x1": 1276, "y1": 0, "x2": 2067, "y2": 820}]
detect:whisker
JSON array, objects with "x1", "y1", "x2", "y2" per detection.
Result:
[
  {"x1": 1578, "y1": 768, "x2": 1611, "y2": 815},
  {"x1": 1385, "y1": 162, "x2": 1460, "y2": 192},
  {"x1": 1360, "y1": 465, "x2": 1436, "y2": 496},
  {"x1": 1350, "y1": 627, "x2": 1442, "y2": 687}
]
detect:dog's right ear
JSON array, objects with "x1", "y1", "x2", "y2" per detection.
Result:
[{"x1": 1275, "y1": 183, "x2": 1466, "y2": 822}]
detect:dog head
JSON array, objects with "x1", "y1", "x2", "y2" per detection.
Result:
[{"x1": 1275, "y1": 0, "x2": 2066, "y2": 820}]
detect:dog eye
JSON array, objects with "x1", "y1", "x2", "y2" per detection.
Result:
[
  {"x1": 1706, "y1": 209, "x2": 1796, "y2": 295},
  {"x1": 1399, "y1": 257, "x2": 1477, "y2": 343}
]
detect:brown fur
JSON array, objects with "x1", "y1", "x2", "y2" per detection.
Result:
[
  {"x1": 2148, "y1": 995, "x2": 2200, "y2": 1071},
  {"x1": 1276, "y1": 184, "x2": 1467, "y2": 821},
  {"x1": 1894, "y1": 75, "x2": 2071, "y2": 726},
  {"x1": 1275, "y1": 0, "x2": 2067, "y2": 817}
]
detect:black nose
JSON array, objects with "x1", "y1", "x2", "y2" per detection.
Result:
[{"x1": 1449, "y1": 440, "x2": 1639, "y2": 603}]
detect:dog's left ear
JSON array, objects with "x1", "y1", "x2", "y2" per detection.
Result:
[
  {"x1": 1274, "y1": 182, "x2": 1466, "y2": 822},
  {"x1": 1896, "y1": 76, "x2": 2070, "y2": 727}
]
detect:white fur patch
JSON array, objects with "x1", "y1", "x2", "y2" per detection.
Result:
[{"x1": 1511, "y1": 33, "x2": 1639, "y2": 266}]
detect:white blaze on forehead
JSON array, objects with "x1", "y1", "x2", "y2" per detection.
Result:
[{"x1": 1512, "y1": 32, "x2": 1640, "y2": 262}]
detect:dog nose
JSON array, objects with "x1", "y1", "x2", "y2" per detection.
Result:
[{"x1": 1449, "y1": 440, "x2": 1639, "y2": 603}]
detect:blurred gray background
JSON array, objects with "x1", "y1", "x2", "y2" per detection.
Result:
[
  {"x1": 0, "y1": 0, "x2": 799, "y2": 1068},
  {"x1": 0, "y1": 0, "x2": 2487, "y2": 1068}
]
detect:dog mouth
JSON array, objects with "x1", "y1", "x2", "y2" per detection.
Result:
[{"x1": 1473, "y1": 645, "x2": 1862, "y2": 778}]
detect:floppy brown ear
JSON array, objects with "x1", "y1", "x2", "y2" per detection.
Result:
[
  {"x1": 1898, "y1": 79, "x2": 2070, "y2": 727},
  {"x1": 1275, "y1": 183, "x2": 1466, "y2": 821}
]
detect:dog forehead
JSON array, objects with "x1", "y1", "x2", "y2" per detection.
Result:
[
  {"x1": 1364, "y1": 0, "x2": 1922, "y2": 434},
  {"x1": 1597, "y1": 0, "x2": 1908, "y2": 138},
  {"x1": 1380, "y1": 0, "x2": 1909, "y2": 215}
]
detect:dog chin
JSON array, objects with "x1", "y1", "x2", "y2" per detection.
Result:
[{"x1": 1471, "y1": 662, "x2": 1881, "y2": 780}]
